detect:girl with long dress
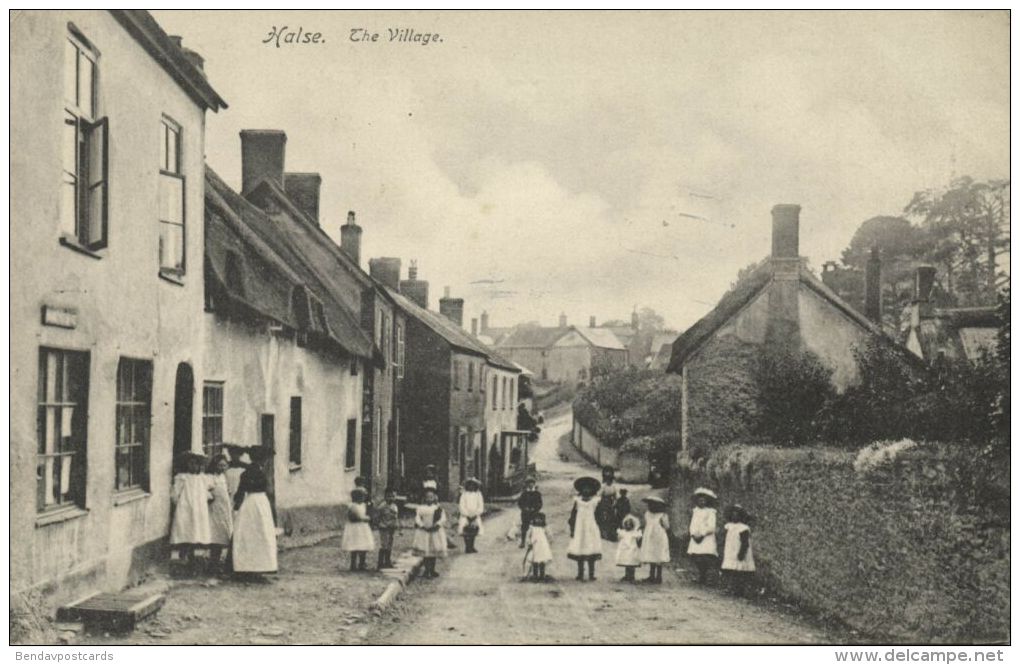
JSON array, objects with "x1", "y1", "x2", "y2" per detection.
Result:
[
  {"x1": 640, "y1": 495, "x2": 671, "y2": 584},
  {"x1": 615, "y1": 515, "x2": 642, "y2": 582},
  {"x1": 232, "y1": 463, "x2": 277, "y2": 577},
  {"x1": 523, "y1": 512, "x2": 552, "y2": 581},
  {"x1": 687, "y1": 487, "x2": 719, "y2": 584},
  {"x1": 413, "y1": 488, "x2": 447, "y2": 578},
  {"x1": 567, "y1": 476, "x2": 603, "y2": 581},
  {"x1": 206, "y1": 454, "x2": 234, "y2": 572},
  {"x1": 457, "y1": 478, "x2": 485, "y2": 553},
  {"x1": 596, "y1": 466, "x2": 619, "y2": 541},
  {"x1": 341, "y1": 487, "x2": 376, "y2": 571},
  {"x1": 721, "y1": 505, "x2": 756, "y2": 596},
  {"x1": 171, "y1": 453, "x2": 213, "y2": 568}
]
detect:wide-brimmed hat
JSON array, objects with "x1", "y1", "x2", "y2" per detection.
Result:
[
  {"x1": 642, "y1": 494, "x2": 667, "y2": 506},
  {"x1": 574, "y1": 476, "x2": 601, "y2": 494},
  {"x1": 464, "y1": 477, "x2": 481, "y2": 491},
  {"x1": 693, "y1": 487, "x2": 718, "y2": 500},
  {"x1": 621, "y1": 515, "x2": 639, "y2": 530}
]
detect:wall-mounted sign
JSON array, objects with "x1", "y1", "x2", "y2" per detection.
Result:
[{"x1": 42, "y1": 305, "x2": 78, "y2": 329}]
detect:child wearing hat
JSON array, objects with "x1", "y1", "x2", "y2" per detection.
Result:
[
  {"x1": 414, "y1": 488, "x2": 447, "y2": 578},
  {"x1": 721, "y1": 505, "x2": 756, "y2": 596},
  {"x1": 373, "y1": 487, "x2": 400, "y2": 569},
  {"x1": 517, "y1": 476, "x2": 543, "y2": 549},
  {"x1": 639, "y1": 495, "x2": 671, "y2": 584},
  {"x1": 457, "y1": 478, "x2": 485, "y2": 554},
  {"x1": 341, "y1": 487, "x2": 376, "y2": 571},
  {"x1": 171, "y1": 452, "x2": 213, "y2": 571},
  {"x1": 523, "y1": 512, "x2": 552, "y2": 581},
  {"x1": 567, "y1": 476, "x2": 603, "y2": 581},
  {"x1": 687, "y1": 487, "x2": 720, "y2": 585},
  {"x1": 615, "y1": 515, "x2": 642, "y2": 582}
]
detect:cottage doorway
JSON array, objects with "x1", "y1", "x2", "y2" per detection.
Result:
[
  {"x1": 259, "y1": 414, "x2": 277, "y2": 514},
  {"x1": 171, "y1": 363, "x2": 194, "y2": 474}
]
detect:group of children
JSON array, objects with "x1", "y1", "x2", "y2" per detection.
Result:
[
  {"x1": 169, "y1": 448, "x2": 278, "y2": 579},
  {"x1": 685, "y1": 487, "x2": 756, "y2": 594}
]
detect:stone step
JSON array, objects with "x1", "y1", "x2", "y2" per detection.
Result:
[{"x1": 57, "y1": 591, "x2": 165, "y2": 634}]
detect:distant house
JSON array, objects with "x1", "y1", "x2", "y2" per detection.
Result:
[
  {"x1": 496, "y1": 316, "x2": 628, "y2": 383},
  {"x1": 902, "y1": 266, "x2": 1000, "y2": 364},
  {"x1": 647, "y1": 332, "x2": 680, "y2": 370},
  {"x1": 666, "y1": 204, "x2": 920, "y2": 454}
]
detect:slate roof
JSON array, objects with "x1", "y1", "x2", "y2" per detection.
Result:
[
  {"x1": 496, "y1": 326, "x2": 571, "y2": 349},
  {"x1": 912, "y1": 306, "x2": 999, "y2": 362},
  {"x1": 574, "y1": 327, "x2": 627, "y2": 351},
  {"x1": 204, "y1": 167, "x2": 373, "y2": 358},
  {"x1": 666, "y1": 260, "x2": 920, "y2": 373},
  {"x1": 385, "y1": 287, "x2": 520, "y2": 372}
]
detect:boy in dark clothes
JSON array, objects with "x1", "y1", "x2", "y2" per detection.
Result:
[
  {"x1": 517, "y1": 477, "x2": 543, "y2": 548},
  {"x1": 374, "y1": 487, "x2": 400, "y2": 569},
  {"x1": 614, "y1": 488, "x2": 632, "y2": 528}
]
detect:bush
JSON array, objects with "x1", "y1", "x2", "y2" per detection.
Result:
[
  {"x1": 573, "y1": 367, "x2": 682, "y2": 450},
  {"x1": 753, "y1": 346, "x2": 835, "y2": 446}
]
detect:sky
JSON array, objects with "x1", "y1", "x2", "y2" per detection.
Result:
[{"x1": 153, "y1": 10, "x2": 1009, "y2": 333}]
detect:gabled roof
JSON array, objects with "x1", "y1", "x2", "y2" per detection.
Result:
[
  {"x1": 496, "y1": 326, "x2": 572, "y2": 349},
  {"x1": 204, "y1": 167, "x2": 373, "y2": 358},
  {"x1": 648, "y1": 332, "x2": 679, "y2": 370},
  {"x1": 667, "y1": 260, "x2": 919, "y2": 373},
  {"x1": 912, "y1": 306, "x2": 999, "y2": 362},
  {"x1": 575, "y1": 327, "x2": 627, "y2": 351},
  {"x1": 385, "y1": 287, "x2": 520, "y2": 372},
  {"x1": 605, "y1": 325, "x2": 638, "y2": 344},
  {"x1": 109, "y1": 11, "x2": 226, "y2": 111}
]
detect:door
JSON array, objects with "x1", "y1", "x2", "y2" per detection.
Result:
[
  {"x1": 172, "y1": 363, "x2": 194, "y2": 475},
  {"x1": 260, "y1": 414, "x2": 276, "y2": 513}
]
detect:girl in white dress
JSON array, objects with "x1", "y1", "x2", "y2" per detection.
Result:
[
  {"x1": 205, "y1": 455, "x2": 233, "y2": 573},
  {"x1": 567, "y1": 476, "x2": 602, "y2": 581},
  {"x1": 232, "y1": 461, "x2": 277, "y2": 577},
  {"x1": 687, "y1": 487, "x2": 719, "y2": 585},
  {"x1": 523, "y1": 512, "x2": 552, "y2": 581},
  {"x1": 413, "y1": 488, "x2": 447, "y2": 578},
  {"x1": 457, "y1": 478, "x2": 485, "y2": 554},
  {"x1": 171, "y1": 453, "x2": 213, "y2": 569},
  {"x1": 721, "y1": 505, "x2": 756, "y2": 596},
  {"x1": 341, "y1": 487, "x2": 376, "y2": 571},
  {"x1": 640, "y1": 495, "x2": 671, "y2": 584},
  {"x1": 615, "y1": 515, "x2": 642, "y2": 582}
]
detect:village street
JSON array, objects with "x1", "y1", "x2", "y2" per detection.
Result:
[{"x1": 367, "y1": 408, "x2": 828, "y2": 645}]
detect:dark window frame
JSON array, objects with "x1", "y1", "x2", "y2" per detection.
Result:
[
  {"x1": 201, "y1": 381, "x2": 225, "y2": 460},
  {"x1": 114, "y1": 357, "x2": 152, "y2": 493},
  {"x1": 289, "y1": 396, "x2": 302, "y2": 470},
  {"x1": 37, "y1": 347, "x2": 90, "y2": 513},
  {"x1": 345, "y1": 418, "x2": 358, "y2": 469}
]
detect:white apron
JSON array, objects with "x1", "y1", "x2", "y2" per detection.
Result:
[
  {"x1": 341, "y1": 503, "x2": 376, "y2": 551},
  {"x1": 722, "y1": 522, "x2": 756, "y2": 572},
  {"x1": 567, "y1": 496, "x2": 602, "y2": 560},
  {"x1": 207, "y1": 473, "x2": 233, "y2": 546},
  {"x1": 687, "y1": 507, "x2": 718, "y2": 556},
  {"x1": 170, "y1": 473, "x2": 212, "y2": 545},
  {"x1": 232, "y1": 493, "x2": 278, "y2": 573},
  {"x1": 615, "y1": 529, "x2": 642, "y2": 567},
  {"x1": 413, "y1": 504, "x2": 448, "y2": 558},
  {"x1": 526, "y1": 526, "x2": 553, "y2": 563},
  {"x1": 640, "y1": 512, "x2": 671, "y2": 563},
  {"x1": 457, "y1": 491, "x2": 485, "y2": 535}
]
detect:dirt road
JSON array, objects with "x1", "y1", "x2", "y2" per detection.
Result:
[{"x1": 368, "y1": 408, "x2": 830, "y2": 645}]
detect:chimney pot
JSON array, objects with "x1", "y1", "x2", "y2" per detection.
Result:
[
  {"x1": 400, "y1": 260, "x2": 429, "y2": 309},
  {"x1": 369, "y1": 257, "x2": 401, "y2": 291},
  {"x1": 864, "y1": 246, "x2": 882, "y2": 324},
  {"x1": 480, "y1": 310, "x2": 490, "y2": 334},
  {"x1": 439, "y1": 289, "x2": 464, "y2": 327},
  {"x1": 283, "y1": 172, "x2": 322, "y2": 224},
  {"x1": 340, "y1": 210, "x2": 362, "y2": 266},
  {"x1": 240, "y1": 130, "x2": 287, "y2": 195}
]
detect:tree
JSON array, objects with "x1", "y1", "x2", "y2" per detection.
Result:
[{"x1": 637, "y1": 307, "x2": 666, "y2": 333}]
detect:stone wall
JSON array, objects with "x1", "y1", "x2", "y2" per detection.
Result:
[
  {"x1": 572, "y1": 421, "x2": 649, "y2": 483},
  {"x1": 669, "y1": 443, "x2": 1010, "y2": 643}
]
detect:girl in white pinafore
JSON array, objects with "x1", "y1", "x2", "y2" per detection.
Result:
[
  {"x1": 457, "y1": 478, "x2": 485, "y2": 554},
  {"x1": 171, "y1": 453, "x2": 213, "y2": 566},
  {"x1": 639, "y1": 495, "x2": 671, "y2": 584},
  {"x1": 205, "y1": 455, "x2": 234, "y2": 572},
  {"x1": 341, "y1": 487, "x2": 376, "y2": 571},
  {"x1": 721, "y1": 505, "x2": 756, "y2": 596},
  {"x1": 523, "y1": 512, "x2": 553, "y2": 581},
  {"x1": 414, "y1": 489, "x2": 447, "y2": 578},
  {"x1": 567, "y1": 477, "x2": 603, "y2": 581},
  {"x1": 232, "y1": 463, "x2": 277, "y2": 576},
  {"x1": 615, "y1": 515, "x2": 642, "y2": 582},
  {"x1": 687, "y1": 487, "x2": 719, "y2": 585}
]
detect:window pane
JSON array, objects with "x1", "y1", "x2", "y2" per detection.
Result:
[
  {"x1": 78, "y1": 52, "x2": 93, "y2": 118},
  {"x1": 159, "y1": 175, "x2": 184, "y2": 224},
  {"x1": 159, "y1": 223, "x2": 183, "y2": 271},
  {"x1": 62, "y1": 114, "x2": 78, "y2": 175},
  {"x1": 64, "y1": 41, "x2": 78, "y2": 106},
  {"x1": 167, "y1": 126, "x2": 179, "y2": 174},
  {"x1": 87, "y1": 183, "x2": 105, "y2": 246},
  {"x1": 87, "y1": 120, "x2": 105, "y2": 187},
  {"x1": 160, "y1": 124, "x2": 168, "y2": 172}
]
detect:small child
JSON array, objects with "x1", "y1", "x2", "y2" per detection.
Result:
[
  {"x1": 341, "y1": 487, "x2": 375, "y2": 571},
  {"x1": 523, "y1": 512, "x2": 552, "y2": 581},
  {"x1": 170, "y1": 452, "x2": 213, "y2": 570},
  {"x1": 614, "y1": 488, "x2": 632, "y2": 531},
  {"x1": 721, "y1": 505, "x2": 756, "y2": 596},
  {"x1": 687, "y1": 487, "x2": 719, "y2": 584},
  {"x1": 639, "y1": 495, "x2": 671, "y2": 584},
  {"x1": 354, "y1": 475, "x2": 374, "y2": 513},
  {"x1": 567, "y1": 476, "x2": 603, "y2": 581},
  {"x1": 413, "y1": 488, "x2": 447, "y2": 578},
  {"x1": 517, "y1": 477, "x2": 543, "y2": 549},
  {"x1": 373, "y1": 487, "x2": 400, "y2": 569},
  {"x1": 615, "y1": 515, "x2": 642, "y2": 582},
  {"x1": 205, "y1": 454, "x2": 234, "y2": 574},
  {"x1": 458, "y1": 478, "x2": 485, "y2": 554}
]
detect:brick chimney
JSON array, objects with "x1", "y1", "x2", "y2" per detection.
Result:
[
  {"x1": 240, "y1": 130, "x2": 286, "y2": 194},
  {"x1": 911, "y1": 266, "x2": 937, "y2": 327},
  {"x1": 864, "y1": 247, "x2": 882, "y2": 324},
  {"x1": 821, "y1": 261, "x2": 839, "y2": 290},
  {"x1": 767, "y1": 204, "x2": 802, "y2": 345},
  {"x1": 439, "y1": 287, "x2": 464, "y2": 327},
  {"x1": 340, "y1": 211, "x2": 362, "y2": 266},
  {"x1": 480, "y1": 310, "x2": 490, "y2": 334},
  {"x1": 559, "y1": 313, "x2": 567, "y2": 328},
  {"x1": 283, "y1": 173, "x2": 321, "y2": 224},
  {"x1": 400, "y1": 260, "x2": 429, "y2": 309},
  {"x1": 589, "y1": 315, "x2": 596, "y2": 328},
  {"x1": 369, "y1": 257, "x2": 401, "y2": 291},
  {"x1": 471, "y1": 318, "x2": 479, "y2": 336}
]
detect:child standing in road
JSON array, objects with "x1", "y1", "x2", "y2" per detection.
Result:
[
  {"x1": 341, "y1": 487, "x2": 375, "y2": 571},
  {"x1": 374, "y1": 487, "x2": 400, "y2": 569},
  {"x1": 458, "y1": 478, "x2": 485, "y2": 554},
  {"x1": 640, "y1": 495, "x2": 671, "y2": 584},
  {"x1": 721, "y1": 505, "x2": 756, "y2": 596},
  {"x1": 517, "y1": 477, "x2": 543, "y2": 549},
  {"x1": 414, "y1": 488, "x2": 447, "y2": 578},
  {"x1": 523, "y1": 512, "x2": 552, "y2": 581},
  {"x1": 567, "y1": 476, "x2": 603, "y2": 581},
  {"x1": 206, "y1": 454, "x2": 234, "y2": 574},
  {"x1": 615, "y1": 515, "x2": 642, "y2": 582},
  {"x1": 687, "y1": 487, "x2": 719, "y2": 585},
  {"x1": 171, "y1": 452, "x2": 213, "y2": 571}
]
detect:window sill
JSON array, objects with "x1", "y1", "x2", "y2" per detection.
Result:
[
  {"x1": 288, "y1": 463, "x2": 302, "y2": 474},
  {"x1": 35, "y1": 505, "x2": 89, "y2": 527},
  {"x1": 59, "y1": 235, "x2": 104, "y2": 260},
  {"x1": 113, "y1": 489, "x2": 151, "y2": 506},
  {"x1": 159, "y1": 270, "x2": 186, "y2": 286}
]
